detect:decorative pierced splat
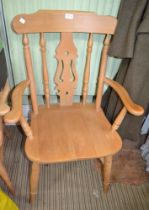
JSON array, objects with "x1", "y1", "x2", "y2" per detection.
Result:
[{"x1": 55, "y1": 33, "x2": 78, "y2": 106}]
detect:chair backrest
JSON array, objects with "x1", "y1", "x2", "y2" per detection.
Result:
[{"x1": 12, "y1": 10, "x2": 117, "y2": 114}]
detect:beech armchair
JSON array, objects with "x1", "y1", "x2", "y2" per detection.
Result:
[
  {"x1": 4, "y1": 10, "x2": 144, "y2": 203},
  {"x1": 0, "y1": 81, "x2": 14, "y2": 193}
]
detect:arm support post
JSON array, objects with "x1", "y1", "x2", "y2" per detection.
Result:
[{"x1": 112, "y1": 107, "x2": 127, "y2": 131}]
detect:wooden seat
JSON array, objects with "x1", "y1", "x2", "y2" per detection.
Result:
[
  {"x1": 25, "y1": 104, "x2": 122, "y2": 163},
  {"x1": 4, "y1": 10, "x2": 144, "y2": 203}
]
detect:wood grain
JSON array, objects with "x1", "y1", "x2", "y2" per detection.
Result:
[
  {"x1": 10, "y1": 10, "x2": 145, "y2": 202},
  {"x1": 4, "y1": 80, "x2": 29, "y2": 123},
  {"x1": 0, "y1": 116, "x2": 14, "y2": 193},
  {"x1": 96, "y1": 35, "x2": 110, "y2": 111},
  {"x1": 25, "y1": 104, "x2": 122, "y2": 163},
  {"x1": 23, "y1": 34, "x2": 38, "y2": 114},
  {"x1": 40, "y1": 32, "x2": 50, "y2": 108},
  {"x1": 112, "y1": 107, "x2": 127, "y2": 131},
  {"x1": 55, "y1": 33, "x2": 78, "y2": 105},
  {"x1": 12, "y1": 10, "x2": 117, "y2": 34},
  {"x1": 20, "y1": 115, "x2": 33, "y2": 139},
  {"x1": 29, "y1": 162, "x2": 40, "y2": 203},
  {"x1": 103, "y1": 155, "x2": 112, "y2": 192},
  {"x1": 104, "y1": 78, "x2": 144, "y2": 116},
  {"x1": 83, "y1": 33, "x2": 93, "y2": 104}
]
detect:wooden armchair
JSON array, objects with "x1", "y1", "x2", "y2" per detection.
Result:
[
  {"x1": 0, "y1": 81, "x2": 14, "y2": 193},
  {"x1": 4, "y1": 11, "x2": 144, "y2": 202}
]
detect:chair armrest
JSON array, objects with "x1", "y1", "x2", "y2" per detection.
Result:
[
  {"x1": 4, "y1": 80, "x2": 29, "y2": 123},
  {"x1": 0, "y1": 81, "x2": 10, "y2": 116},
  {"x1": 104, "y1": 78, "x2": 144, "y2": 116}
]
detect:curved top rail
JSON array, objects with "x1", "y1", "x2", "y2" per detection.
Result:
[{"x1": 12, "y1": 10, "x2": 117, "y2": 34}]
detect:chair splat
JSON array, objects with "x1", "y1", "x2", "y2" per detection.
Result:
[{"x1": 54, "y1": 32, "x2": 78, "y2": 106}]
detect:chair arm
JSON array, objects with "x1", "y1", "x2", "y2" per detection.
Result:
[
  {"x1": 4, "y1": 80, "x2": 29, "y2": 123},
  {"x1": 0, "y1": 81, "x2": 10, "y2": 116},
  {"x1": 104, "y1": 78, "x2": 144, "y2": 116}
]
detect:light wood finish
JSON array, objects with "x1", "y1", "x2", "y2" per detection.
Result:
[
  {"x1": 99, "y1": 157, "x2": 104, "y2": 164},
  {"x1": 0, "y1": 81, "x2": 10, "y2": 116},
  {"x1": 23, "y1": 34, "x2": 38, "y2": 114},
  {"x1": 83, "y1": 33, "x2": 93, "y2": 104},
  {"x1": 96, "y1": 35, "x2": 110, "y2": 111},
  {"x1": 103, "y1": 155, "x2": 112, "y2": 192},
  {"x1": 25, "y1": 104, "x2": 122, "y2": 163},
  {"x1": 4, "y1": 80, "x2": 29, "y2": 123},
  {"x1": 12, "y1": 11, "x2": 117, "y2": 34},
  {"x1": 40, "y1": 33, "x2": 50, "y2": 108},
  {"x1": 10, "y1": 10, "x2": 144, "y2": 202},
  {"x1": 29, "y1": 162, "x2": 40, "y2": 203},
  {"x1": 0, "y1": 140, "x2": 14, "y2": 194},
  {"x1": 55, "y1": 33, "x2": 78, "y2": 105},
  {"x1": 104, "y1": 78, "x2": 144, "y2": 116},
  {"x1": 4, "y1": 80, "x2": 33, "y2": 138},
  {"x1": 0, "y1": 81, "x2": 10, "y2": 146},
  {"x1": 20, "y1": 116, "x2": 33, "y2": 139},
  {"x1": 0, "y1": 83, "x2": 14, "y2": 193},
  {"x1": 112, "y1": 107, "x2": 127, "y2": 131}
]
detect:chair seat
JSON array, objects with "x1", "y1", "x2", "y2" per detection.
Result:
[{"x1": 25, "y1": 104, "x2": 122, "y2": 163}]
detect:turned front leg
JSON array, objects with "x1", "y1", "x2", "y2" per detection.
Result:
[
  {"x1": 103, "y1": 155, "x2": 112, "y2": 192},
  {"x1": 30, "y1": 162, "x2": 40, "y2": 203},
  {"x1": 0, "y1": 158, "x2": 14, "y2": 194},
  {"x1": 0, "y1": 117, "x2": 14, "y2": 193}
]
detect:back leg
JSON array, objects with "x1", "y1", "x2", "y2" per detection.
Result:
[
  {"x1": 29, "y1": 162, "x2": 40, "y2": 203},
  {"x1": 103, "y1": 155, "x2": 112, "y2": 192},
  {"x1": 0, "y1": 118, "x2": 14, "y2": 194},
  {"x1": 0, "y1": 161, "x2": 14, "y2": 194},
  {"x1": 0, "y1": 146, "x2": 14, "y2": 194}
]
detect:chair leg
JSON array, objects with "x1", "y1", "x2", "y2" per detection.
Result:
[
  {"x1": 0, "y1": 160, "x2": 14, "y2": 194},
  {"x1": 0, "y1": 118, "x2": 14, "y2": 194},
  {"x1": 103, "y1": 155, "x2": 112, "y2": 192},
  {"x1": 29, "y1": 162, "x2": 40, "y2": 203}
]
